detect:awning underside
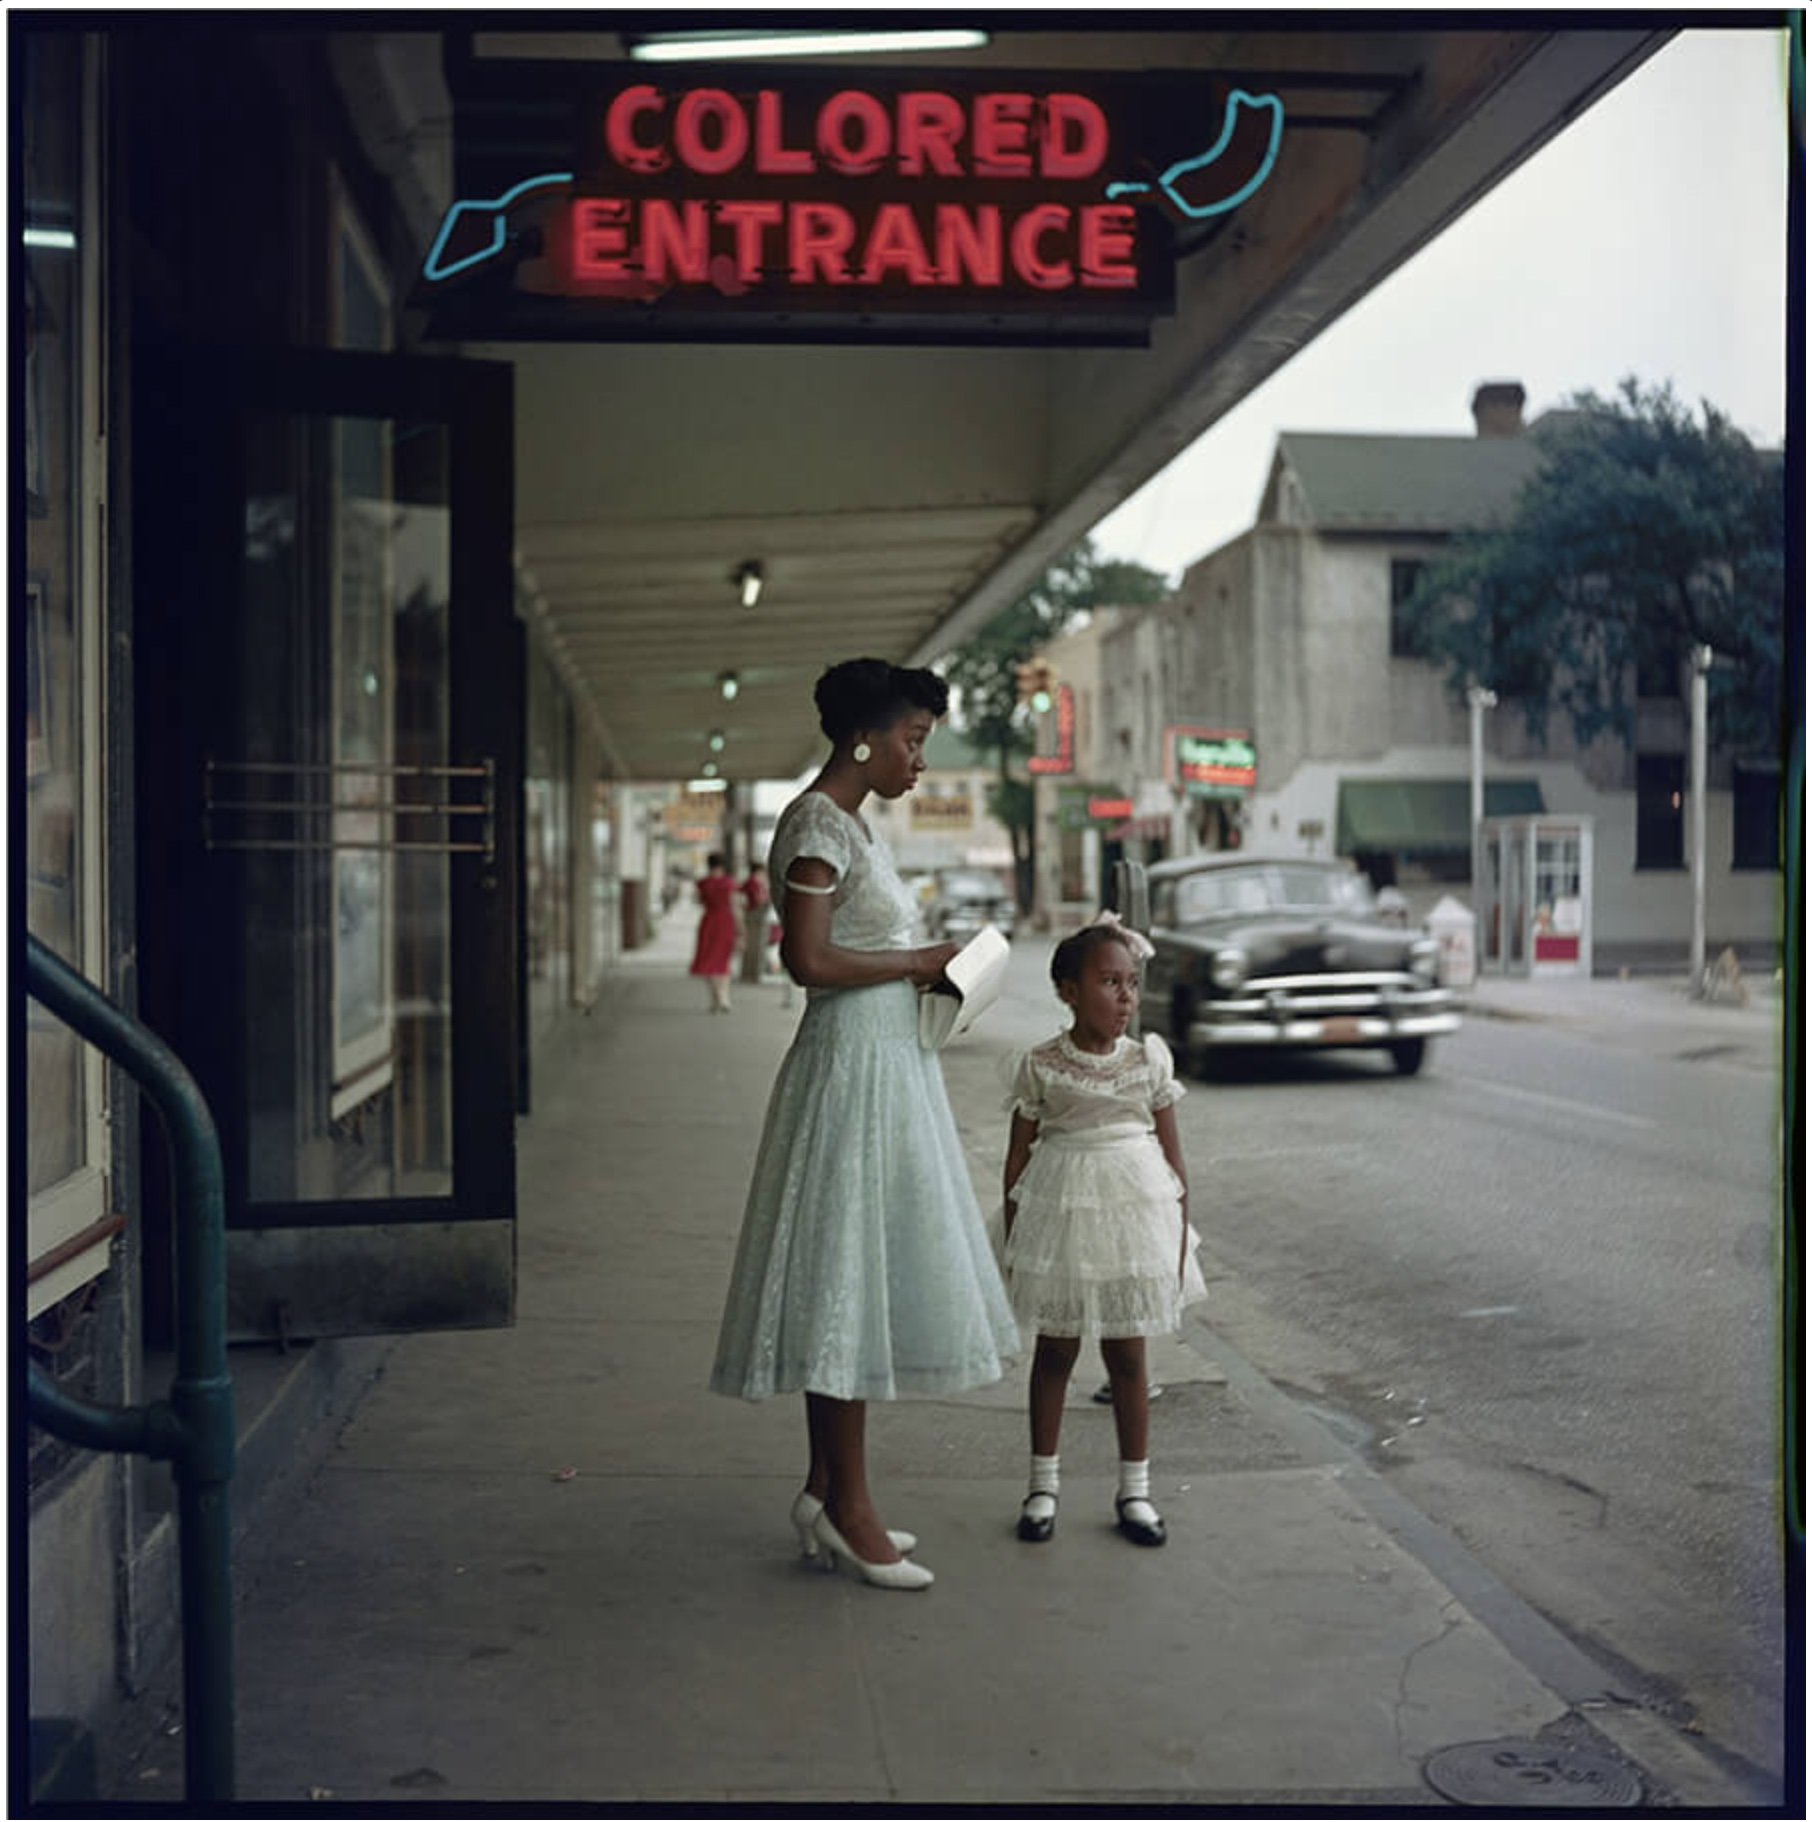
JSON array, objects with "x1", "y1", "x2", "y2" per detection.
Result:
[{"x1": 1337, "y1": 778, "x2": 1545, "y2": 854}]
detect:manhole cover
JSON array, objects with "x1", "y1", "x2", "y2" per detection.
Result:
[{"x1": 1423, "y1": 1740, "x2": 1644, "y2": 1808}]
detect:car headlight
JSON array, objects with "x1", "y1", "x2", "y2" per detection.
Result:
[
  {"x1": 1209, "y1": 948, "x2": 1247, "y2": 991},
  {"x1": 1408, "y1": 939, "x2": 1439, "y2": 984}
]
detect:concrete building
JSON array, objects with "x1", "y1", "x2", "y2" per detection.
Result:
[{"x1": 1099, "y1": 384, "x2": 1782, "y2": 960}]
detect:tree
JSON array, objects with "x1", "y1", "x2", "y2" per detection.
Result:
[
  {"x1": 1400, "y1": 378, "x2": 1785, "y2": 755},
  {"x1": 939, "y1": 538, "x2": 1167, "y2": 909}
]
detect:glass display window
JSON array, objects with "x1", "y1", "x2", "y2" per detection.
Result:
[{"x1": 24, "y1": 33, "x2": 112, "y2": 1317}]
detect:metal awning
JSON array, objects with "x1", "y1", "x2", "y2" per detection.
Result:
[{"x1": 1336, "y1": 778, "x2": 1545, "y2": 854}]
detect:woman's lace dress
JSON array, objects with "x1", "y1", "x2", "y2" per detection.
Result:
[
  {"x1": 993, "y1": 1031, "x2": 1208, "y2": 1340},
  {"x1": 709, "y1": 790, "x2": 1019, "y2": 1401}
]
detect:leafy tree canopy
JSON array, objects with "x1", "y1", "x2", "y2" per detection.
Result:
[
  {"x1": 1400, "y1": 378, "x2": 1785, "y2": 754},
  {"x1": 939, "y1": 536, "x2": 1168, "y2": 764}
]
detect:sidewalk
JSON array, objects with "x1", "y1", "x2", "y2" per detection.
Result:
[
  {"x1": 108, "y1": 914, "x2": 1774, "y2": 1809},
  {"x1": 1459, "y1": 959, "x2": 1786, "y2": 1078}
]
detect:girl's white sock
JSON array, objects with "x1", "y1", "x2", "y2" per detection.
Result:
[
  {"x1": 1118, "y1": 1458, "x2": 1159, "y2": 1524},
  {"x1": 1024, "y1": 1452, "x2": 1060, "y2": 1521}
]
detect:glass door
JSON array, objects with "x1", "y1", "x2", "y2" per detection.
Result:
[{"x1": 136, "y1": 347, "x2": 517, "y2": 1339}]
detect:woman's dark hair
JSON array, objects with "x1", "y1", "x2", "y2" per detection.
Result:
[
  {"x1": 706, "y1": 851, "x2": 727, "y2": 870},
  {"x1": 814, "y1": 658, "x2": 949, "y2": 745},
  {"x1": 1051, "y1": 922, "x2": 1138, "y2": 988}
]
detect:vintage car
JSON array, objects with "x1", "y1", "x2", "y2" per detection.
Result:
[
  {"x1": 926, "y1": 867, "x2": 1017, "y2": 942},
  {"x1": 1139, "y1": 854, "x2": 1458, "y2": 1074}
]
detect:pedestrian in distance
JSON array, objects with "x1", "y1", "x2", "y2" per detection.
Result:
[
  {"x1": 738, "y1": 860, "x2": 771, "y2": 986},
  {"x1": 997, "y1": 915, "x2": 1207, "y2": 1548},
  {"x1": 709, "y1": 658, "x2": 1020, "y2": 1591},
  {"x1": 689, "y1": 851, "x2": 740, "y2": 1012}
]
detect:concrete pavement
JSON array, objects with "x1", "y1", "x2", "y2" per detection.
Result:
[{"x1": 105, "y1": 912, "x2": 1784, "y2": 1809}]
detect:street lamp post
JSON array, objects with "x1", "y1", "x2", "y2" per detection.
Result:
[
  {"x1": 1690, "y1": 644, "x2": 1714, "y2": 986},
  {"x1": 1467, "y1": 684, "x2": 1497, "y2": 931}
]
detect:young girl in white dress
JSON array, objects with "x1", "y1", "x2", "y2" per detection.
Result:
[{"x1": 998, "y1": 917, "x2": 1208, "y2": 1548}]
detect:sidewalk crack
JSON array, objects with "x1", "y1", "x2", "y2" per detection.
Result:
[{"x1": 1393, "y1": 1598, "x2": 1466, "y2": 1763}]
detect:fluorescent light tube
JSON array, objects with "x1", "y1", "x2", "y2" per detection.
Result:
[{"x1": 631, "y1": 30, "x2": 988, "y2": 63}]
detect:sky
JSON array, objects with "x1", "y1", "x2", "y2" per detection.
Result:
[{"x1": 1088, "y1": 25, "x2": 1795, "y2": 581}]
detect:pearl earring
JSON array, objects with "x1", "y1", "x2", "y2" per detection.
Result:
[{"x1": 853, "y1": 742, "x2": 872, "y2": 763}]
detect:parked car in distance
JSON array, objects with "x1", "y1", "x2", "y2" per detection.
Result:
[
  {"x1": 1140, "y1": 854, "x2": 1457, "y2": 1075},
  {"x1": 926, "y1": 868, "x2": 1017, "y2": 943}
]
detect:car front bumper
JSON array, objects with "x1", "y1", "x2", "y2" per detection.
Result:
[{"x1": 1188, "y1": 980, "x2": 1459, "y2": 1049}]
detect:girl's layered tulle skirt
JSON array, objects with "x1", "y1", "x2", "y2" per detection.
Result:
[
  {"x1": 991, "y1": 1128, "x2": 1208, "y2": 1340},
  {"x1": 710, "y1": 980, "x2": 1020, "y2": 1402}
]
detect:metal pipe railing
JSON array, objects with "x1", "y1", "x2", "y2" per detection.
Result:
[{"x1": 24, "y1": 934, "x2": 235, "y2": 1803}]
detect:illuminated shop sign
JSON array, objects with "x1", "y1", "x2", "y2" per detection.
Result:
[
  {"x1": 1167, "y1": 726, "x2": 1256, "y2": 796},
  {"x1": 416, "y1": 58, "x2": 1283, "y2": 345}
]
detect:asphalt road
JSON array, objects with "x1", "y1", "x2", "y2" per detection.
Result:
[{"x1": 957, "y1": 940, "x2": 1788, "y2": 1786}]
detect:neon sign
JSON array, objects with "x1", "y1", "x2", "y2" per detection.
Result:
[
  {"x1": 1167, "y1": 726, "x2": 1256, "y2": 796},
  {"x1": 418, "y1": 61, "x2": 1284, "y2": 345}
]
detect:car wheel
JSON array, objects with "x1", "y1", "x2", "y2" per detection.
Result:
[{"x1": 1388, "y1": 1038, "x2": 1427, "y2": 1076}]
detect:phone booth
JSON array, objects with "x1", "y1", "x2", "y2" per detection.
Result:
[{"x1": 1478, "y1": 815, "x2": 1593, "y2": 977}]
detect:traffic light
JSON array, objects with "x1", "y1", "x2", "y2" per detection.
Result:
[{"x1": 1015, "y1": 656, "x2": 1057, "y2": 713}]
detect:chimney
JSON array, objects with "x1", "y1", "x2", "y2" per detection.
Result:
[{"x1": 1471, "y1": 381, "x2": 1526, "y2": 438}]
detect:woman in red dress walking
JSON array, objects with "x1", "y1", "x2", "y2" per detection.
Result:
[{"x1": 691, "y1": 851, "x2": 741, "y2": 1012}]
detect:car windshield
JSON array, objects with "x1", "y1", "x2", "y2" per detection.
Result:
[{"x1": 1176, "y1": 865, "x2": 1372, "y2": 922}]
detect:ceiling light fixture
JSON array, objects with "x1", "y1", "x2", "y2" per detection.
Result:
[
  {"x1": 699, "y1": 763, "x2": 721, "y2": 782},
  {"x1": 630, "y1": 29, "x2": 988, "y2": 63},
  {"x1": 734, "y1": 560, "x2": 765, "y2": 610},
  {"x1": 708, "y1": 731, "x2": 726, "y2": 753},
  {"x1": 718, "y1": 671, "x2": 740, "y2": 701},
  {"x1": 23, "y1": 226, "x2": 77, "y2": 251},
  {"x1": 690, "y1": 774, "x2": 727, "y2": 791}
]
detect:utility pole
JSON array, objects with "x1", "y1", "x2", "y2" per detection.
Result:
[
  {"x1": 1690, "y1": 644, "x2": 1713, "y2": 986},
  {"x1": 1467, "y1": 684, "x2": 1497, "y2": 925}
]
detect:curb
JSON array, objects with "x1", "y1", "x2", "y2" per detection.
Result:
[{"x1": 1174, "y1": 1314, "x2": 1779, "y2": 1810}]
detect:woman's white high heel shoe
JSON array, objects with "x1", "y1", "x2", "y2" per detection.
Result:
[
  {"x1": 790, "y1": 1491, "x2": 916, "y2": 1563},
  {"x1": 810, "y1": 1510, "x2": 934, "y2": 1590}
]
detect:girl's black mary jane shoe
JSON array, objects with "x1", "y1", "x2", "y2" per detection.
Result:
[
  {"x1": 1017, "y1": 1494, "x2": 1057, "y2": 1543},
  {"x1": 1114, "y1": 1495, "x2": 1167, "y2": 1547}
]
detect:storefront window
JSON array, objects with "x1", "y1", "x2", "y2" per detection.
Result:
[{"x1": 25, "y1": 32, "x2": 110, "y2": 1313}]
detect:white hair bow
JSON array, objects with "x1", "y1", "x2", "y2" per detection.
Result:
[{"x1": 1090, "y1": 908, "x2": 1156, "y2": 961}]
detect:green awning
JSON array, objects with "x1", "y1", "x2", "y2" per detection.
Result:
[{"x1": 1336, "y1": 778, "x2": 1544, "y2": 855}]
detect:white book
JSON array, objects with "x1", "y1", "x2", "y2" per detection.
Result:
[{"x1": 918, "y1": 924, "x2": 1011, "y2": 1051}]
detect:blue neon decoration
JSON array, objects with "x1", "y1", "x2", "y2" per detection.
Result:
[
  {"x1": 1105, "y1": 90, "x2": 1284, "y2": 221},
  {"x1": 422, "y1": 172, "x2": 575, "y2": 283}
]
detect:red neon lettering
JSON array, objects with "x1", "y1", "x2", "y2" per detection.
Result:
[
  {"x1": 754, "y1": 90, "x2": 813, "y2": 175},
  {"x1": 974, "y1": 92, "x2": 1034, "y2": 177},
  {"x1": 1010, "y1": 204, "x2": 1071, "y2": 289},
  {"x1": 789, "y1": 203, "x2": 855, "y2": 284},
  {"x1": 605, "y1": 85, "x2": 669, "y2": 174},
  {"x1": 716, "y1": 200, "x2": 784, "y2": 283},
  {"x1": 859, "y1": 203, "x2": 935, "y2": 285},
  {"x1": 934, "y1": 203, "x2": 1002, "y2": 286},
  {"x1": 643, "y1": 199, "x2": 710, "y2": 283},
  {"x1": 1078, "y1": 203, "x2": 1137, "y2": 289},
  {"x1": 897, "y1": 92, "x2": 965, "y2": 176},
  {"x1": 571, "y1": 199, "x2": 633, "y2": 279},
  {"x1": 1042, "y1": 94, "x2": 1109, "y2": 179},
  {"x1": 674, "y1": 89, "x2": 748, "y2": 175},
  {"x1": 819, "y1": 91, "x2": 891, "y2": 176}
]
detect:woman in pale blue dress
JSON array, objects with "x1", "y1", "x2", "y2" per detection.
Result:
[{"x1": 710, "y1": 659, "x2": 1019, "y2": 1590}]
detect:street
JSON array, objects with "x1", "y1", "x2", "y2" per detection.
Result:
[{"x1": 944, "y1": 937, "x2": 1787, "y2": 1786}]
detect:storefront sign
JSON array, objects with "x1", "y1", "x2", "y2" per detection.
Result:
[
  {"x1": 1027, "y1": 684, "x2": 1076, "y2": 776},
  {"x1": 1167, "y1": 726, "x2": 1255, "y2": 796},
  {"x1": 1056, "y1": 782, "x2": 1129, "y2": 830},
  {"x1": 910, "y1": 791, "x2": 974, "y2": 829},
  {"x1": 417, "y1": 55, "x2": 1283, "y2": 345}
]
